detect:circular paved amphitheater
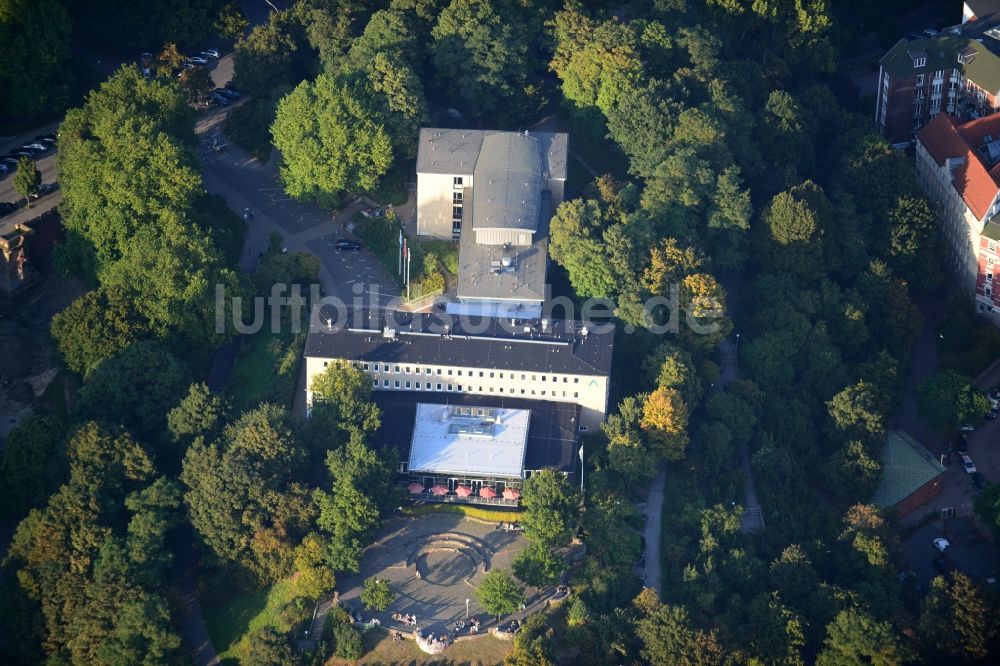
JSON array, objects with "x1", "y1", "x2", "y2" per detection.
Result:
[{"x1": 336, "y1": 513, "x2": 537, "y2": 632}]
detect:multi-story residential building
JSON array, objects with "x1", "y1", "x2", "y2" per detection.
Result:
[
  {"x1": 416, "y1": 128, "x2": 568, "y2": 318},
  {"x1": 876, "y1": 36, "x2": 1000, "y2": 145},
  {"x1": 915, "y1": 113, "x2": 1000, "y2": 322},
  {"x1": 876, "y1": 1, "x2": 1000, "y2": 144}
]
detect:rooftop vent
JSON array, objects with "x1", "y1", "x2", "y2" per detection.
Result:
[{"x1": 382, "y1": 327, "x2": 397, "y2": 339}]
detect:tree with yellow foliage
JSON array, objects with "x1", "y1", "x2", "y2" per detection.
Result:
[{"x1": 640, "y1": 387, "x2": 690, "y2": 460}]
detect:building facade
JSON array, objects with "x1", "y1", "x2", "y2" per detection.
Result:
[
  {"x1": 916, "y1": 113, "x2": 1000, "y2": 323},
  {"x1": 877, "y1": 36, "x2": 1000, "y2": 145},
  {"x1": 304, "y1": 309, "x2": 613, "y2": 431},
  {"x1": 876, "y1": 2, "x2": 1000, "y2": 145},
  {"x1": 415, "y1": 129, "x2": 567, "y2": 240}
]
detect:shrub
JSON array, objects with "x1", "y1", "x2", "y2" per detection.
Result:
[{"x1": 333, "y1": 623, "x2": 363, "y2": 660}]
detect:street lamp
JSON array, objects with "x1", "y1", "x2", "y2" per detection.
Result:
[{"x1": 466, "y1": 598, "x2": 470, "y2": 619}]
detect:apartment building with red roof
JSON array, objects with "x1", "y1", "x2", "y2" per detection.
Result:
[{"x1": 916, "y1": 112, "x2": 1000, "y2": 321}]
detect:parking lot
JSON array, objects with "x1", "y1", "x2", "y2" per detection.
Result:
[{"x1": 902, "y1": 518, "x2": 999, "y2": 587}]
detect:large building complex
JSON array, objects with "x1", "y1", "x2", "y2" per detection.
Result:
[
  {"x1": 916, "y1": 113, "x2": 1000, "y2": 322},
  {"x1": 303, "y1": 309, "x2": 613, "y2": 503},
  {"x1": 415, "y1": 128, "x2": 568, "y2": 318},
  {"x1": 876, "y1": 1, "x2": 1000, "y2": 145}
]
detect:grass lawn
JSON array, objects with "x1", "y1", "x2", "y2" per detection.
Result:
[
  {"x1": 326, "y1": 627, "x2": 511, "y2": 666},
  {"x1": 226, "y1": 328, "x2": 304, "y2": 412},
  {"x1": 403, "y1": 503, "x2": 521, "y2": 524},
  {"x1": 203, "y1": 576, "x2": 311, "y2": 665}
]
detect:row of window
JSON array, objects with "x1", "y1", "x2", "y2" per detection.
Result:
[
  {"x1": 374, "y1": 377, "x2": 580, "y2": 399},
  {"x1": 345, "y1": 361, "x2": 582, "y2": 384}
]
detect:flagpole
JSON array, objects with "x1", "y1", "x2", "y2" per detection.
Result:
[
  {"x1": 579, "y1": 444, "x2": 584, "y2": 502},
  {"x1": 398, "y1": 230, "x2": 403, "y2": 275}
]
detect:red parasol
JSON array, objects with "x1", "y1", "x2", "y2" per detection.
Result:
[
  {"x1": 478, "y1": 486, "x2": 497, "y2": 499},
  {"x1": 431, "y1": 484, "x2": 450, "y2": 496},
  {"x1": 407, "y1": 482, "x2": 425, "y2": 494},
  {"x1": 455, "y1": 485, "x2": 473, "y2": 497},
  {"x1": 502, "y1": 487, "x2": 521, "y2": 500}
]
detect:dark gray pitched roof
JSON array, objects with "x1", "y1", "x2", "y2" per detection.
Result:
[
  {"x1": 305, "y1": 309, "x2": 614, "y2": 376},
  {"x1": 416, "y1": 128, "x2": 568, "y2": 181},
  {"x1": 371, "y1": 392, "x2": 580, "y2": 473},
  {"x1": 457, "y1": 191, "x2": 550, "y2": 302},
  {"x1": 472, "y1": 133, "x2": 542, "y2": 233},
  {"x1": 880, "y1": 36, "x2": 1000, "y2": 92}
]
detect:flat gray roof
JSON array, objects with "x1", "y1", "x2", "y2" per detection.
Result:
[
  {"x1": 472, "y1": 133, "x2": 542, "y2": 233},
  {"x1": 416, "y1": 128, "x2": 568, "y2": 181},
  {"x1": 457, "y1": 190, "x2": 549, "y2": 302},
  {"x1": 407, "y1": 403, "x2": 530, "y2": 478}
]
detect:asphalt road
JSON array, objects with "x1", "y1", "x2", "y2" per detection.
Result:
[{"x1": 0, "y1": 133, "x2": 61, "y2": 234}]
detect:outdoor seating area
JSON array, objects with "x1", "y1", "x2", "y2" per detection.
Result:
[{"x1": 406, "y1": 481, "x2": 522, "y2": 505}]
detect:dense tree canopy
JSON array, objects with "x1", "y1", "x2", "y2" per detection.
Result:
[
  {"x1": 0, "y1": 0, "x2": 73, "y2": 118},
  {"x1": 271, "y1": 72, "x2": 393, "y2": 206}
]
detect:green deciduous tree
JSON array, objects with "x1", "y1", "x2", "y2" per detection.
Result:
[
  {"x1": 839, "y1": 504, "x2": 896, "y2": 568},
  {"x1": 975, "y1": 481, "x2": 1000, "y2": 541},
  {"x1": 520, "y1": 469, "x2": 579, "y2": 548},
  {"x1": 757, "y1": 181, "x2": 832, "y2": 281},
  {"x1": 476, "y1": 569, "x2": 525, "y2": 620},
  {"x1": 180, "y1": 403, "x2": 312, "y2": 581},
  {"x1": 13, "y1": 156, "x2": 41, "y2": 202},
  {"x1": 360, "y1": 576, "x2": 395, "y2": 611},
  {"x1": 314, "y1": 432, "x2": 397, "y2": 573},
  {"x1": 512, "y1": 542, "x2": 564, "y2": 587},
  {"x1": 0, "y1": 415, "x2": 66, "y2": 520},
  {"x1": 167, "y1": 382, "x2": 228, "y2": 445},
  {"x1": 51, "y1": 287, "x2": 149, "y2": 376},
  {"x1": 917, "y1": 370, "x2": 990, "y2": 432},
  {"x1": 271, "y1": 72, "x2": 393, "y2": 206},
  {"x1": 215, "y1": 1, "x2": 248, "y2": 42},
  {"x1": 308, "y1": 361, "x2": 382, "y2": 439},
  {"x1": 918, "y1": 572, "x2": 1000, "y2": 661},
  {"x1": 431, "y1": 0, "x2": 536, "y2": 120},
  {"x1": 0, "y1": 0, "x2": 72, "y2": 118},
  {"x1": 816, "y1": 609, "x2": 914, "y2": 666},
  {"x1": 636, "y1": 599, "x2": 726, "y2": 666},
  {"x1": 246, "y1": 627, "x2": 297, "y2": 666},
  {"x1": 75, "y1": 341, "x2": 190, "y2": 440},
  {"x1": 603, "y1": 395, "x2": 658, "y2": 482}
]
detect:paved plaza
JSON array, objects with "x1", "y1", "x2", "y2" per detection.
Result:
[{"x1": 336, "y1": 513, "x2": 545, "y2": 636}]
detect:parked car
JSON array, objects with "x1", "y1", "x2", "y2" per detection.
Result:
[
  {"x1": 932, "y1": 557, "x2": 950, "y2": 575},
  {"x1": 201, "y1": 49, "x2": 220, "y2": 58},
  {"x1": 361, "y1": 206, "x2": 386, "y2": 218},
  {"x1": 211, "y1": 92, "x2": 229, "y2": 106},
  {"x1": 215, "y1": 87, "x2": 239, "y2": 100},
  {"x1": 988, "y1": 408, "x2": 998, "y2": 420},
  {"x1": 972, "y1": 472, "x2": 986, "y2": 491},
  {"x1": 186, "y1": 56, "x2": 208, "y2": 65},
  {"x1": 22, "y1": 143, "x2": 48, "y2": 152},
  {"x1": 990, "y1": 386, "x2": 1000, "y2": 400},
  {"x1": 28, "y1": 183, "x2": 55, "y2": 201},
  {"x1": 225, "y1": 81, "x2": 239, "y2": 93},
  {"x1": 1, "y1": 157, "x2": 18, "y2": 167},
  {"x1": 7, "y1": 151, "x2": 32, "y2": 159},
  {"x1": 955, "y1": 435, "x2": 969, "y2": 455},
  {"x1": 335, "y1": 239, "x2": 362, "y2": 251},
  {"x1": 0, "y1": 164, "x2": 7, "y2": 176},
  {"x1": 961, "y1": 454, "x2": 977, "y2": 474},
  {"x1": 960, "y1": 424, "x2": 976, "y2": 432},
  {"x1": 934, "y1": 537, "x2": 951, "y2": 553},
  {"x1": 0, "y1": 202, "x2": 14, "y2": 217}
]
